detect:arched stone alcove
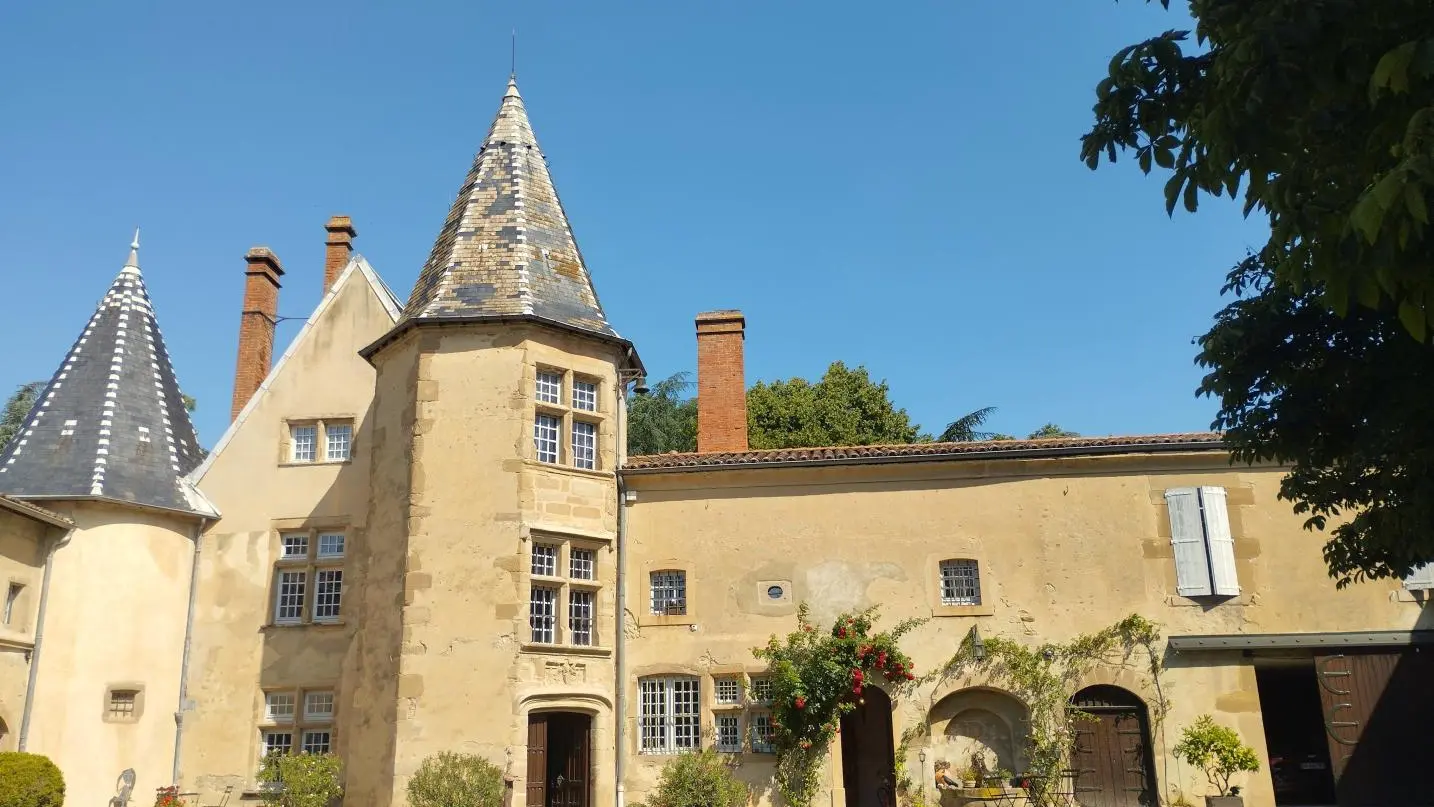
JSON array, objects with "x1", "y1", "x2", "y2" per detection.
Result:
[{"x1": 926, "y1": 688, "x2": 1027, "y2": 774}]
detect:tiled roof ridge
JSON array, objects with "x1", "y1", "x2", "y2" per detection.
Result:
[{"x1": 623, "y1": 432, "x2": 1224, "y2": 470}]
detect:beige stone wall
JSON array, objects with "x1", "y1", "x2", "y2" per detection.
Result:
[
  {"x1": 343, "y1": 323, "x2": 625, "y2": 807},
  {"x1": 25, "y1": 501, "x2": 195, "y2": 807},
  {"x1": 180, "y1": 267, "x2": 396, "y2": 801},
  {"x1": 620, "y1": 453, "x2": 1425, "y2": 807},
  {"x1": 0, "y1": 508, "x2": 51, "y2": 749}
]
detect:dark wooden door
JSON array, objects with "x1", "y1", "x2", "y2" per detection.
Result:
[
  {"x1": 553, "y1": 714, "x2": 590, "y2": 807},
  {"x1": 840, "y1": 688, "x2": 895, "y2": 807},
  {"x1": 527, "y1": 715, "x2": 548, "y2": 807},
  {"x1": 1315, "y1": 650, "x2": 1434, "y2": 806},
  {"x1": 1069, "y1": 688, "x2": 1155, "y2": 807}
]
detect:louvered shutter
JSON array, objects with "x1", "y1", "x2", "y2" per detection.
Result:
[
  {"x1": 1166, "y1": 487, "x2": 1212, "y2": 596},
  {"x1": 1403, "y1": 563, "x2": 1434, "y2": 591},
  {"x1": 1200, "y1": 486, "x2": 1240, "y2": 595}
]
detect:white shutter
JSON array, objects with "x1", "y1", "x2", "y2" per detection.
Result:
[
  {"x1": 1200, "y1": 486, "x2": 1240, "y2": 596},
  {"x1": 1166, "y1": 487, "x2": 1212, "y2": 596},
  {"x1": 1403, "y1": 563, "x2": 1434, "y2": 591}
]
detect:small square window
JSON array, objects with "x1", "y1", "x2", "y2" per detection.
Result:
[
  {"x1": 282, "y1": 534, "x2": 309, "y2": 559},
  {"x1": 262, "y1": 731, "x2": 293, "y2": 758},
  {"x1": 313, "y1": 569, "x2": 343, "y2": 622},
  {"x1": 536, "y1": 371, "x2": 562, "y2": 404},
  {"x1": 569, "y1": 548, "x2": 595, "y2": 581},
  {"x1": 304, "y1": 691, "x2": 335, "y2": 722},
  {"x1": 716, "y1": 713, "x2": 741, "y2": 753},
  {"x1": 650, "y1": 570, "x2": 686, "y2": 616},
  {"x1": 325, "y1": 423, "x2": 352, "y2": 462},
  {"x1": 572, "y1": 380, "x2": 598, "y2": 411},
  {"x1": 534, "y1": 414, "x2": 560, "y2": 464},
  {"x1": 265, "y1": 692, "x2": 296, "y2": 723},
  {"x1": 301, "y1": 730, "x2": 331, "y2": 754},
  {"x1": 572, "y1": 421, "x2": 597, "y2": 470},
  {"x1": 749, "y1": 677, "x2": 772, "y2": 703},
  {"x1": 317, "y1": 533, "x2": 345, "y2": 558},
  {"x1": 714, "y1": 677, "x2": 741, "y2": 704},
  {"x1": 939, "y1": 559, "x2": 981, "y2": 606},
  {"x1": 108, "y1": 689, "x2": 138, "y2": 720},
  {"x1": 290, "y1": 425, "x2": 317, "y2": 463},
  {"x1": 532, "y1": 544, "x2": 558, "y2": 577},
  {"x1": 530, "y1": 586, "x2": 557, "y2": 643}
]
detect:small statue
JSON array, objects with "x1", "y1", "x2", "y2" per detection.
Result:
[{"x1": 934, "y1": 760, "x2": 961, "y2": 790}]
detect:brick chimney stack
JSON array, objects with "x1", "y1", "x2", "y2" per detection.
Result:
[
  {"x1": 696, "y1": 310, "x2": 748, "y2": 453},
  {"x1": 231, "y1": 247, "x2": 284, "y2": 421},
  {"x1": 323, "y1": 215, "x2": 357, "y2": 293}
]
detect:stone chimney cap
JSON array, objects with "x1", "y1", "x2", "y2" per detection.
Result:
[
  {"x1": 696, "y1": 309, "x2": 745, "y2": 324},
  {"x1": 325, "y1": 215, "x2": 357, "y2": 237},
  {"x1": 244, "y1": 247, "x2": 285, "y2": 275}
]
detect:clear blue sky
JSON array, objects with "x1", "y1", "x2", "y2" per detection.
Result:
[{"x1": 0, "y1": 1, "x2": 1262, "y2": 447}]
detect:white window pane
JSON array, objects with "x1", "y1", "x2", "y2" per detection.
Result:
[
  {"x1": 572, "y1": 421, "x2": 597, "y2": 470},
  {"x1": 265, "y1": 692, "x2": 296, "y2": 723},
  {"x1": 534, "y1": 414, "x2": 559, "y2": 463},
  {"x1": 291, "y1": 426, "x2": 316, "y2": 463},
  {"x1": 275, "y1": 571, "x2": 306, "y2": 623},
  {"x1": 672, "y1": 677, "x2": 700, "y2": 750},
  {"x1": 939, "y1": 559, "x2": 981, "y2": 606},
  {"x1": 532, "y1": 544, "x2": 558, "y2": 577},
  {"x1": 638, "y1": 678, "x2": 668, "y2": 753},
  {"x1": 751, "y1": 713, "x2": 774, "y2": 753},
  {"x1": 325, "y1": 423, "x2": 352, "y2": 462},
  {"x1": 569, "y1": 589, "x2": 594, "y2": 646},
  {"x1": 650, "y1": 570, "x2": 686, "y2": 615},
  {"x1": 313, "y1": 569, "x2": 343, "y2": 622},
  {"x1": 715, "y1": 677, "x2": 741, "y2": 704},
  {"x1": 301, "y1": 730, "x2": 331, "y2": 755},
  {"x1": 637, "y1": 676, "x2": 700, "y2": 754},
  {"x1": 750, "y1": 677, "x2": 772, "y2": 703},
  {"x1": 317, "y1": 533, "x2": 345, "y2": 558},
  {"x1": 536, "y1": 372, "x2": 562, "y2": 404},
  {"x1": 569, "y1": 548, "x2": 595, "y2": 580},
  {"x1": 530, "y1": 586, "x2": 557, "y2": 643},
  {"x1": 262, "y1": 731, "x2": 293, "y2": 758},
  {"x1": 572, "y1": 380, "x2": 598, "y2": 411},
  {"x1": 281, "y1": 534, "x2": 309, "y2": 559},
  {"x1": 716, "y1": 714, "x2": 741, "y2": 752},
  {"x1": 304, "y1": 691, "x2": 335, "y2": 722}
]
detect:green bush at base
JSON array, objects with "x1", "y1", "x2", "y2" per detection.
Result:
[
  {"x1": 407, "y1": 752, "x2": 505, "y2": 807},
  {"x1": 648, "y1": 749, "x2": 749, "y2": 807},
  {"x1": 0, "y1": 752, "x2": 65, "y2": 807}
]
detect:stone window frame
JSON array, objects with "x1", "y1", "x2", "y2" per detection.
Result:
[
  {"x1": 704, "y1": 668, "x2": 777, "y2": 757},
  {"x1": 269, "y1": 526, "x2": 348, "y2": 627},
  {"x1": 522, "y1": 531, "x2": 606, "y2": 652},
  {"x1": 1, "y1": 579, "x2": 28, "y2": 631},
  {"x1": 637, "y1": 674, "x2": 702, "y2": 755},
  {"x1": 531, "y1": 365, "x2": 607, "y2": 472},
  {"x1": 638, "y1": 559, "x2": 695, "y2": 628},
  {"x1": 282, "y1": 417, "x2": 356, "y2": 465},
  {"x1": 257, "y1": 685, "x2": 336, "y2": 762},
  {"x1": 928, "y1": 552, "x2": 995, "y2": 618},
  {"x1": 101, "y1": 683, "x2": 145, "y2": 724}
]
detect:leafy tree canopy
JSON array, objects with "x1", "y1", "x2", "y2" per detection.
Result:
[
  {"x1": 1027, "y1": 423, "x2": 1080, "y2": 439},
  {"x1": 1084, "y1": 0, "x2": 1434, "y2": 584},
  {"x1": 0, "y1": 382, "x2": 44, "y2": 452},
  {"x1": 747, "y1": 362, "x2": 923, "y2": 449},
  {"x1": 627, "y1": 373, "x2": 698, "y2": 455}
]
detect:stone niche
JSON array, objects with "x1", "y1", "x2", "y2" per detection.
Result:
[{"x1": 926, "y1": 688, "x2": 1028, "y2": 775}]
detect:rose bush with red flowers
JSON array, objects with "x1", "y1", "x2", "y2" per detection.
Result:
[{"x1": 753, "y1": 605, "x2": 921, "y2": 807}]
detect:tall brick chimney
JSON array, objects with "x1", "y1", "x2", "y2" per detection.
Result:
[
  {"x1": 231, "y1": 247, "x2": 284, "y2": 421},
  {"x1": 323, "y1": 215, "x2": 357, "y2": 293},
  {"x1": 696, "y1": 310, "x2": 748, "y2": 453}
]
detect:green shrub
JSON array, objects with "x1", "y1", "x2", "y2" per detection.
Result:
[
  {"x1": 1173, "y1": 715, "x2": 1261, "y2": 796},
  {"x1": 0, "y1": 752, "x2": 65, "y2": 807},
  {"x1": 648, "y1": 749, "x2": 748, "y2": 807},
  {"x1": 407, "y1": 752, "x2": 505, "y2": 807},
  {"x1": 257, "y1": 753, "x2": 343, "y2": 807}
]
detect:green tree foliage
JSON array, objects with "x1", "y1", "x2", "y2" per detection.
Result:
[
  {"x1": 407, "y1": 752, "x2": 504, "y2": 807},
  {"x1": 257, "y1": 753, "x2": 343, "y2": 807},
  {"x1": 1083, "y1": 0, "x2": 1434, "y2": 583},
  {"x1": 0, "y1": 382, "x2": 44, "y2": 451},
  {"x1": 1026, "y1": 423, "x2": 1079, "y2": 439},
  {"x1": 1173, "y1": 715, "x2": 1261, "y2": 796},
  {"x1": 939, "y1": 407, "x2": 998, "y2": 442},
  {"x1": 646, "y1": 749, "x2": 749, "y2": 807},
  {"x1": 627, "y1": 373, "x2": 698, "y2": 454},
  {"x1": 748, "y1": 362, "x2": 923, "y2": 449},
  {"x1": 0, "y1": 752, "x2": 65, "y2": 807}
]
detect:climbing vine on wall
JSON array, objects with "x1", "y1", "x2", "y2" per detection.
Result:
[
  {"x1": 924, "y1": 614, "x2": 1167, "y2": 807},
  {"x1": 753, "y1": 605, "x2": 924, "y2": 807}
]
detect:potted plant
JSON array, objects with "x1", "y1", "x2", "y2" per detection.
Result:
[{"x1": 1173, "y1": 715, "x2": 1261, "y2": 807}]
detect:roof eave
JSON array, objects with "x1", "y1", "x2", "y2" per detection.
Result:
[
  {"x1": 360, "y1": 314, "x2": 644, "y2": 374},
  {"x1": 1168, "y1": 630, "x2": 1434, "y2": 651},
  {"x1": 0, "y1": 496, "x2": 75, "y2": 529},
  {"x1": 14, "y1": 493, "x2": 215, "y2": 521},
  {"x1": 619, "y1": 440, "x2": 1231, "y2": 475}
]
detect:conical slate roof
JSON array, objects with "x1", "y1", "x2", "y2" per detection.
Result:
[
  {"x1": 0, "y1": 234, "x2": 207, "y2": 514},
  {"x1": 400, "y1": 77, "x2": 620, "y2": 339}
]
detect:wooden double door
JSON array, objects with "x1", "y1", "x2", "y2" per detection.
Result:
[
  {"x1": 527, "y1": 712, "x2": 591, "y2": 807},
  {"x1": 1313, "y1": 650, "x2": 1434, "y2": 805},
  {"x1": 1068, "y1": 686, "x2": 1157, "y2": 807}
]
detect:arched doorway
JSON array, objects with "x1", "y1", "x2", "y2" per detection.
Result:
[
  {"x1": 527, "y1": 711, "x2": 591, "y2": 807},
  {"x1": 841, "y1": 687, "x2": 896, "y2": 807},
  {"x1": 1068, "y1": 686, "x2": 1157, "y2": 807}
]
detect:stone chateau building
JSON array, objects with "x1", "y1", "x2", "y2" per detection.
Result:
[{"x1": 0, "y1": 77, "x2": 1431, "y2": 807}]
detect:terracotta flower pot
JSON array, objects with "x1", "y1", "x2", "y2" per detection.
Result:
[{"x1": 1206, "y1": 796, "x2": 1243, "y2": 807}]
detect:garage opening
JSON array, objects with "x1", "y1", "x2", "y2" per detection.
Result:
[{"x1": 1254, "y1": 663, "x2": 1335, "y2": 806}]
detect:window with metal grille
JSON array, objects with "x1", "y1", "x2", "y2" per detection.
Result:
[
  {"x1": 290, "y1": 425, "x2": 316, "y2": 462},
  {"x1": 534, "y1": 414, "x2": 560, "y2": 463},
  {"x1": 569, "y1": 589, "x2": 594, "y2": 646},
  {"x1": 261, "y1": 731, "x2": 293, "y2": 758},
  {"x1": 714, "y1": 677, "x2": 741, "y2": 704},
  {"x1": 750, "y1": 712, "x2": 775, "y2": 753},
  {"x1": 325, "y1": 423, "x2": 352, "y2": 462},
  {"x1": 939, "y1": 559, "x2": 982, "y2": 606},
  {"x1": 532, "y1": 544, "x2": 558, "y2": 577},
  {"x1": 265, "y1": 692, "x2": 296, "y2": 723},
  {"x1": 108, "y1": 690, "x2": 138, "y2": 720},
  {"x1": 572, "y1": 379, "x2": 598, "y2": 411},
  {"x1": 303, "y1": 691, "x2": 334, "y2": 722},
  {"x1": 572, "y1": 421, "x2": 597, "y2": 470},
  {"x1": 530, "y1": 586, "x2": 557, "y2": 643},
  {"x1": 282, "y1": 534, "x2": 309, "y2": 559},
  {"x1": 301, "y1": 730, "x2": 331, "y2": 754},
  {"x1": 638, "y1": 676, "x2": 701, "y2": 754},
  {"x1": 569, "y1": 548, "x2": 595, "y2": 580},
  {"x1": 715, "y1": 714, "x2": 741, "y2": 752},
  {"x1": 313, "y1": 570, "x2": 343, "y2": 622},
  {"x1": 650, "y1": 570, "x2": 686, "y2": 615},
  {"x1": 536, "y1": 371, "x2": 562, "y2": 404},
  {"x1": 749, "y1": 677, "x2": 772, "y2": 703},
  {"x1": 317, "y1": 533, "x2": 345, "y2": 558},
  {"x1": 275, "y1": 571, "x2": 307, "y2": 624}
]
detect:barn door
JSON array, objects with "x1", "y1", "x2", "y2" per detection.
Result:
[
  {"x1": 1315, "y1": 650, "x2": 1434, "y2": 806},
  {"x1": 1069, "y1": 687, "x2": 1156, "y2": 807},
  {"x1": 527, "y1": 715, "x2": 548, "y2": 807}
]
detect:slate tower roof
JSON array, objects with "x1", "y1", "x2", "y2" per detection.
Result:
[
  {"x1": 399, "y1": 77, "x2": 621, "y2": 340},
  {"x1": 0, "y1": 234, "x2": 209, "y2": 515}
]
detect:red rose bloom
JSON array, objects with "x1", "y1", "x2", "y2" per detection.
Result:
[{"x1": 795, "y1": 695, "x2": 807, "y2": 709}]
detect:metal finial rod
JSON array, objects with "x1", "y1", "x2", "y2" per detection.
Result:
[
  {"x1": 131, "y1": 227, "x2": 140, "y2": 251},
  {"x1": 511, "y1": 28, "x2": 517, "y2": 77}
]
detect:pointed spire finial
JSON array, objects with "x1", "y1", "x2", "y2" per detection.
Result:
[
  {"x1": 511, "y1": 27, "x2": 517, "y2": 79},
  {"x1": 125, "y1": 227, "x2": 141, "y2": 269}
]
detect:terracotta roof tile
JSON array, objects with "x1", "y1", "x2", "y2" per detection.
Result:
[
  {"x1": 623, "y1": 432, "x2": 1224, "y2": 471},
  {"x1": 0, "y1": 494, "x2": 74, "y2": 527}
]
